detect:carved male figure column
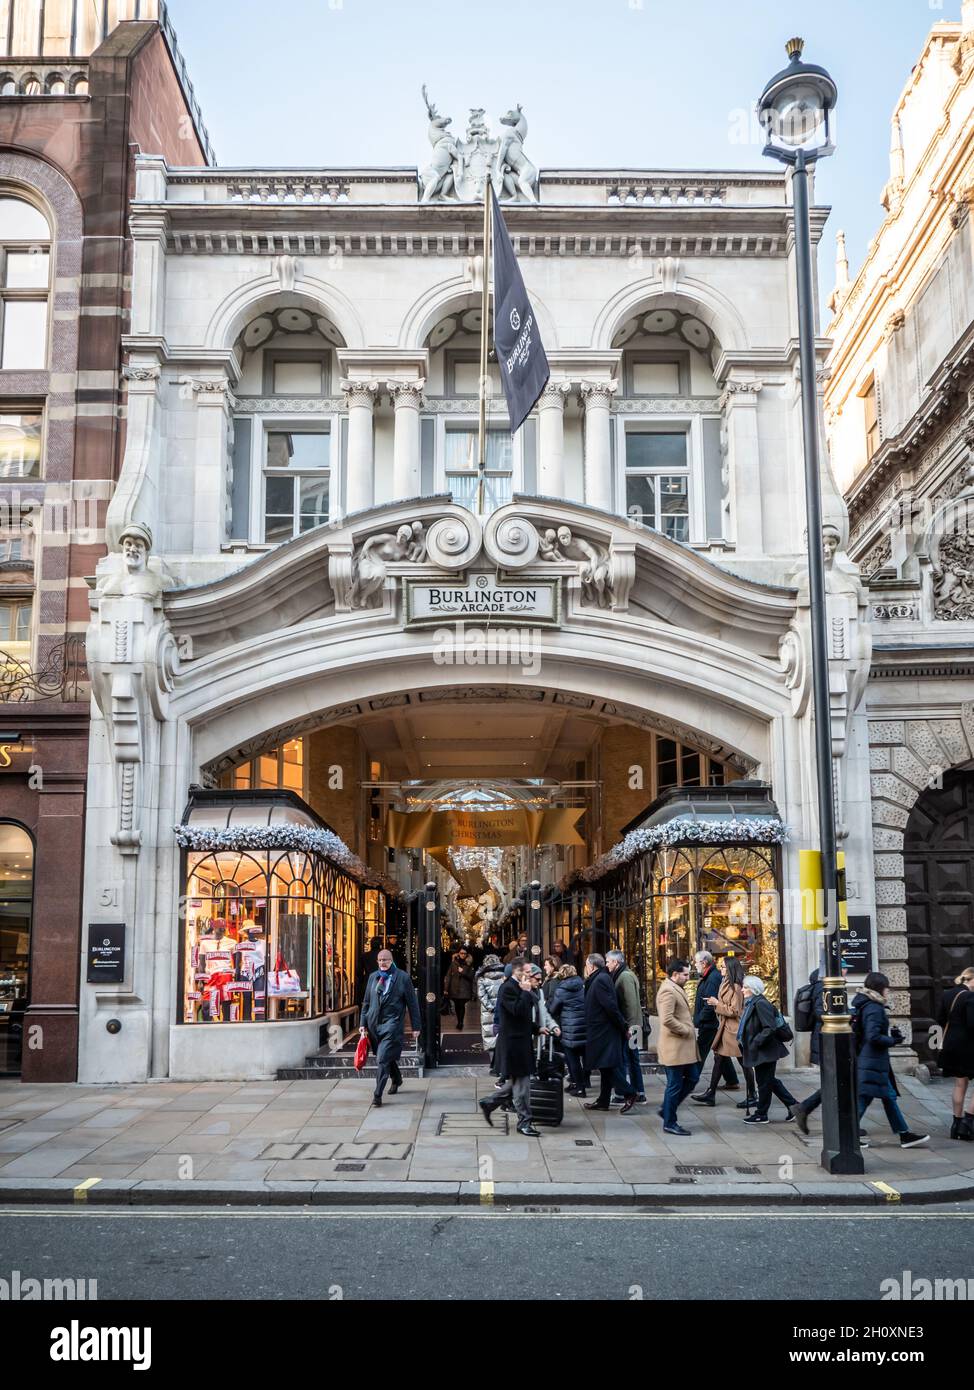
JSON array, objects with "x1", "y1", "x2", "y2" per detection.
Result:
[
  {"x1": 388, "y1": 380, "x2": 426, "y2": 500},
  {"x1": 342, "y1": 380, "x2": 379, "y2": 514},
  {"x1": 579, "y1": 382, "x2": 617, "y2": 512},
  {"x1": 536, "y1": 381, "x2": 571, "y2": 497}
]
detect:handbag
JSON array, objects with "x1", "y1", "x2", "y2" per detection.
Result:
[
  {"x1": 354, "y1": 1034, "x2": 370, "y2": 1070},
  {"x1": 267, "y1": 952, "x2": 302, "y2": 996},
  {"x1": 936, "y1": 989, "x2": 963, "y2": 1060}
]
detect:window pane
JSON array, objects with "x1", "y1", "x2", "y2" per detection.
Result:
[
  {"x1": 659, "y1": 475, "x2": 689, "y2": 541},
  {"x1": 14, "y1": 604, "x2": 30, "y2": 642},
  {"x1": 232, "y1": 764, "x2": 252, "y2": 789},
  {"x1": 266, "y1": 431, "x2": 329, "y2": 470},
  {"x1": 1, "y1": 300, "x2": 47, "y2": 368},
  {"x1": 0, "y1": 197, "x2": 49, "y2": 241},
  {"x1": 632, "y1": 361, "x2": 681, "y2": 395},
  {"x1": 625, "y1": 431, "x2": 687, "y2": 470},
  {"x1": 264, "y1": 475, "x2": 294, "y2": 542},
  {"x1": 0, "y1": 608, "x2": 10, "y2": 642},
  {"x1": 273, "y1": 360, "x2": 323, "y2": 395},
  {"x1": 298, "y1": 474, "x2": 329, "y2": 531},
  {"x1": 0, "y1": 413, "x2": 42, "y2": 479},
  {"x1": 625, "y1": 473, "x2": 655, "y2": 526},
  {"x1": 5, "y1": 250, "x2": 49, "y2": 289},
  {"x1": 444, "y1": 429, "x2": 511, "y2": 473}
]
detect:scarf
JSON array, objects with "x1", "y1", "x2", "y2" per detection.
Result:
[{"x1": 377, "y1": 965, "x2": 395, "y2": 995}]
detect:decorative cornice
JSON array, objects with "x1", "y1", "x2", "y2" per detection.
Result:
[
  {"x1": 614, "y1": 395, "x2": 721, "y2": 414},
  {"x1": 235, "y1": 396, "x2": 343, "y2": 414}
]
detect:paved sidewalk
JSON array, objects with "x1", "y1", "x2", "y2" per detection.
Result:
[{"x1": 0, "y1": 1069, "x2": 971, "y2": 1207}]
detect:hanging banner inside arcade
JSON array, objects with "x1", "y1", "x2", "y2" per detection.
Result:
[{"x1": 385, "y1": 807, "x2": 584, "y2": 850}]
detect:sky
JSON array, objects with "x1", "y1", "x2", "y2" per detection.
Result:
[{"x1": 165, "y1": 0, "x2": 955, "y2": 304}]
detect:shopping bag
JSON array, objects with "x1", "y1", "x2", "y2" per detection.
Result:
[
  {"x1": 354, "y1": 1034, "x2": 370, "y2": 1071},
  {"x1": 267, "y1": 952, "x2": 302, "y2": 996}
]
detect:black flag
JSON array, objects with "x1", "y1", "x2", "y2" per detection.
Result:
[{"x1": 490, "y1": 186, "x2": 549, "y2": 432}]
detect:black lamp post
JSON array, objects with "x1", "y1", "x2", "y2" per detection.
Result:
[{"x1": 759, "y1": 39, "x2": 864, "y2": 1175}]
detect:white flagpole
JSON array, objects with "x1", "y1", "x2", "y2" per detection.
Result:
[{"x1": 476, "y1": 181, "x2": 491, "y2": 516}]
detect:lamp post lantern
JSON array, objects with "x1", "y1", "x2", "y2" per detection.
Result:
[{"x1": 759, "y1": 39, "x2": 864, "y2": 1176}]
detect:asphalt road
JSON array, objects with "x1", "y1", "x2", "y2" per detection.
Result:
[{"x1": 1, "y1": 1204, "x2": 972, "y2": 1302}]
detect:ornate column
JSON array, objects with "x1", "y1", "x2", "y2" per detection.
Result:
[
  {"x1": 580, "y1": 381, "x2": 617, "y2": 512},
  {"x1": 179, "y1": 375, "x2": 236, "y2": 554},
  {"x1": 388, "y1": 379, "x2": 426, "y2": 499},
  {"x1": 342, "y1": 380, "x2": 379, "y2": 514},
  {"x1": 537, "y1": 380, "x2": 571, "y2": 497},
  {"x1": 718, "y1": 379, "x2": 763, "y2": 553}
]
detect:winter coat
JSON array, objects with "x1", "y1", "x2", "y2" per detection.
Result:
[
  {"x1": 583, "y1": 966, "x2": 630, "y2": 1071},
  {"x1": 809, "y1": 969, "x2": 825, "y2": 1067},
  {"x1": 542, "y1": 974, "x2": 559, "y2": 1009},
  {"x1": 693, "y1": 965, "x2": 722, "y2": 1030},
  {"x1": 476, "y1": 964, "x2": 507, "y2": 1052},
  {"x1": 613, "y1": 966, "x2": 642, "y2": 1032},
  {"x1": 852, "y1": 990, "x2": 900, "y2": 1098},
  {"x1": 655, "y1": 976, "x2": 700, "y2": 1067},
  {"x1": 360, "y1": 966, "x2": 421, "y2": 1045},
  {"x1": 738, "y1": 994, "x2": 788, "y2": 1069},
  {"x1": 710, "y1": 980, "x2": 744, "y2": 1059},
  {"x1": 444, "y1": 957, "x2": 475, "y2": 1001},
  {"x1": 493, "y1": 976, "x2": 537, "y2": 1080},
  {"x1": 549, "y1": 975, "x2": 586, "y2": 1050},
  {"x1": 939, "y1": 985, "x2": 974, "y2": 1079}
]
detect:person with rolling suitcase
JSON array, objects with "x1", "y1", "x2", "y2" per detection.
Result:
[
  {"x1": 530, "y1": 1032, "x2": 566, "y2": 1127},
  {"x1": 479, "y1": 961, "x2": 540, "y2": 1137}
]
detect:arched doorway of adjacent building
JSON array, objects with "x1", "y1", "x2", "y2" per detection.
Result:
[
  {"x1": 904, "y1": 768, "x2": 974, "y2": 1066},
  {"x1": 0, "y1": 821, "x2": 34, "y2": 1075}
]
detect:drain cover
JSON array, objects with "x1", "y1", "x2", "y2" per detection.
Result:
[
  {"x1": 669, "y1": 1176, "x2": 696, "y2": 1184},
  {"x1": 736, "y1": 1165, "x2": 761, "y2": 1175},
  {"x1": 674, "y1": 1164, "x2": 726, "y2": 1177},
  {"x1": 335, "y1": 1162, "x2": 366, "y2": 1172},
  {"x1": 575, "y1": 1140, "x2": 594, "y2": 1147}
]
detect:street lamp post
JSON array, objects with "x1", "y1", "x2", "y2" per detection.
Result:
[{"x1": 759, "y1": 39, "x2": 864, "y2": 1176}]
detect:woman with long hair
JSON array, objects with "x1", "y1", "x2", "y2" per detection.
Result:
[
  {"x1": 938, "y1": 965, "x2": 974, "y2": 1141},
  {"x1": 691, "y1": 955, "x2": 745, "y2": 1106}
]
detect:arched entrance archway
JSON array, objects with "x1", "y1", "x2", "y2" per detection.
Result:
[{"x1": 904, "y1": 768, "x2": 974, "y2": 1064}]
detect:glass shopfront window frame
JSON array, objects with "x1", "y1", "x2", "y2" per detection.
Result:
[{"x1": 0, "y1": 821, "x2": 34, "y2": 1076}]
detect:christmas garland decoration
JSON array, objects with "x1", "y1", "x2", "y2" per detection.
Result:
[
  {"x1": 173, "y1": 822, "x2": 401, "y2": 895},
  {"x1": 560, "y1": 815, "x2": 789, "y2": 889}
]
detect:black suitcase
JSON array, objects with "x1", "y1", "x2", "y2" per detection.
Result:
[{"x1": 529, "y1": 1036, "x2": 564, "y2": 1127}]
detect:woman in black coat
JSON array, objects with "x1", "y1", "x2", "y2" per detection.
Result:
[
  {"x1": 738, "y1": 976, "x2": 798, "y2": 1124},
  {"x1": 549, "y1": 964, "x2": 588, "y2": 1097},
  {"x1": 938, "y1": 965, "x2": 974, "y2": 1140},
  {"x1": 443, "y1": 951, "x2": 475, "y2": 1031},
  {"x1": 852, "y1": 972, "x2": 928, "y2": 1148},
  {"x1": 581, "y1": 958, "x2": 635, "y2": 1112}
]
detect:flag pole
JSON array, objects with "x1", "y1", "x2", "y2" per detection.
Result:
[{"x1": 477, "y1": 180, "x2": 491, "y2": 516}]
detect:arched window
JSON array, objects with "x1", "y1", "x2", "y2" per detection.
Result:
[
  {"x1": 0, "y1": 194, "x2": 51, "y2": 370},
  {"x1": 0, "y1": 822, "x2": 34, "y2": 1075}
]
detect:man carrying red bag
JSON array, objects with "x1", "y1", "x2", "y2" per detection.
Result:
[{"x1": 359, "y1": 947, "x2": 421, "y2": 1107}]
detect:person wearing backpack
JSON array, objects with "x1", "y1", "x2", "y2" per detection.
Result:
[
  {"x1": 852, "y1": 972, "x2": 929, "y2": 1148},
  {"x1": 791, "y1": 967, "x2": 825, "y2": 1135},
  {"x1": 737, "y1": 975, "x2": 800, "y2": 1125}
]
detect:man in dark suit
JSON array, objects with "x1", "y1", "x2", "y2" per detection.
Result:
[
  {"x1": 582, "y1": 953, "x2": 637, "y2": 1113},
  {"x1": 359, "y1": 948, "x2": 421, "y2": 1107}
]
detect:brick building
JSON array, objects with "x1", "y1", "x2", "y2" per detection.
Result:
[{"x1": 0, "y1": 0, "x2": 211, "y2": 1079}]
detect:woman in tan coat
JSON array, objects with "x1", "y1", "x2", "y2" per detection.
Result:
[{"x1": 691, "y1": 956, "x2": 751, "y2": 1107}]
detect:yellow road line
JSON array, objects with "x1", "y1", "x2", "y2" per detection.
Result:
[
  {"x1": 870, "y1": 1181, "x2": 901, "y2": 1202},
  {"x1": 479, "y1": 1181, "x2": 494, "y2": 1205},
  {"x1": 72, "y1": 1178, "x2": 101, "y2": 1203}
]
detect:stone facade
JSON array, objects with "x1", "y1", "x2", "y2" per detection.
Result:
[{"x1": 827, "y1": 10, "x2": 974, "y2": 1049}]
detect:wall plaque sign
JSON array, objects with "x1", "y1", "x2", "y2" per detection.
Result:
[
  {"x1": 86, "y1": 923, "x2": 125, "y2": 985},
  {"x1": 404, "y1": 575, "x2": 558, "y2": 626}
]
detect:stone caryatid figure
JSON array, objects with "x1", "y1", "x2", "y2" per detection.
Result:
[
  {"x1": 88, "y1": 523, "x2": 179, "y2": 856},
  {"x1": 419, "y1": 87, "x2": 461, "y2": 203},
  {"x1": 493, "y1": 105, "x2": 539, "y2": 203},
  {"x1": 347, "y1": 522, "x2": 427, "y2": 608}
]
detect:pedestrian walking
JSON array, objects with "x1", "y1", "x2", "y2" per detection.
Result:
[
  {"x1": 480, "y1": 961, "x2": 541, "y2": 1137},
  {"x1": 475, "y1": 953, "x2": 507, "y2": 1070},
  {"x1": 692, "y1": 951, "x2": 722, "y2": 1073},
  {"x1": 691, "y1": 955, "x2": 745, "y2": 1106},
  {"x1": 443, "y1": 949, "x2": 475, "y2": 1030},
  {"x1": 549, "y1": 963, "x2": 588, "y2": 1096},
  {"x1": 359, "y1": 948, "x2": 421, "y2": 1107},
  {"x1": 656, "y1": 959, "x2": 701, "y2": 1135},
  {"x1": 503, "y1": 933, "x2": 529, "y2": 964},
  {"x1": 542, "y1": 955, "x2": 561, "y2": 1009},
  {"x1": 852, "y1": 972, "x2": 929, "y2": 1148},
  {"x1": 582, "y1": 953, "x2": 637, "y2": 1113},
  {"x1": 791, "y1": 967, "x2": 825, "y2": 1134},
  {"x1": 939, "y1": 965, "x2": 974, "y2": 1141},
  {"x1": 606, "y1": 949, "x2": 646, "y2": 1103},
  {"x1": 737, "y1": 976, "x2": 799, "y2": 1125}
]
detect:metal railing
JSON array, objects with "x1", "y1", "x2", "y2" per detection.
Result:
[{"x1": 0, "y1": 633, "x2": 87, "y2": 702}]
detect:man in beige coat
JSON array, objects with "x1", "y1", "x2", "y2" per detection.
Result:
[{"x1": 656, "y1": 960, "x2": 701, "y2": 1135}]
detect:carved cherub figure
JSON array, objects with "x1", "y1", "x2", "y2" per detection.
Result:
[{"x1": 347, "y1": 522, "x2": 426, "y2": 608}]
